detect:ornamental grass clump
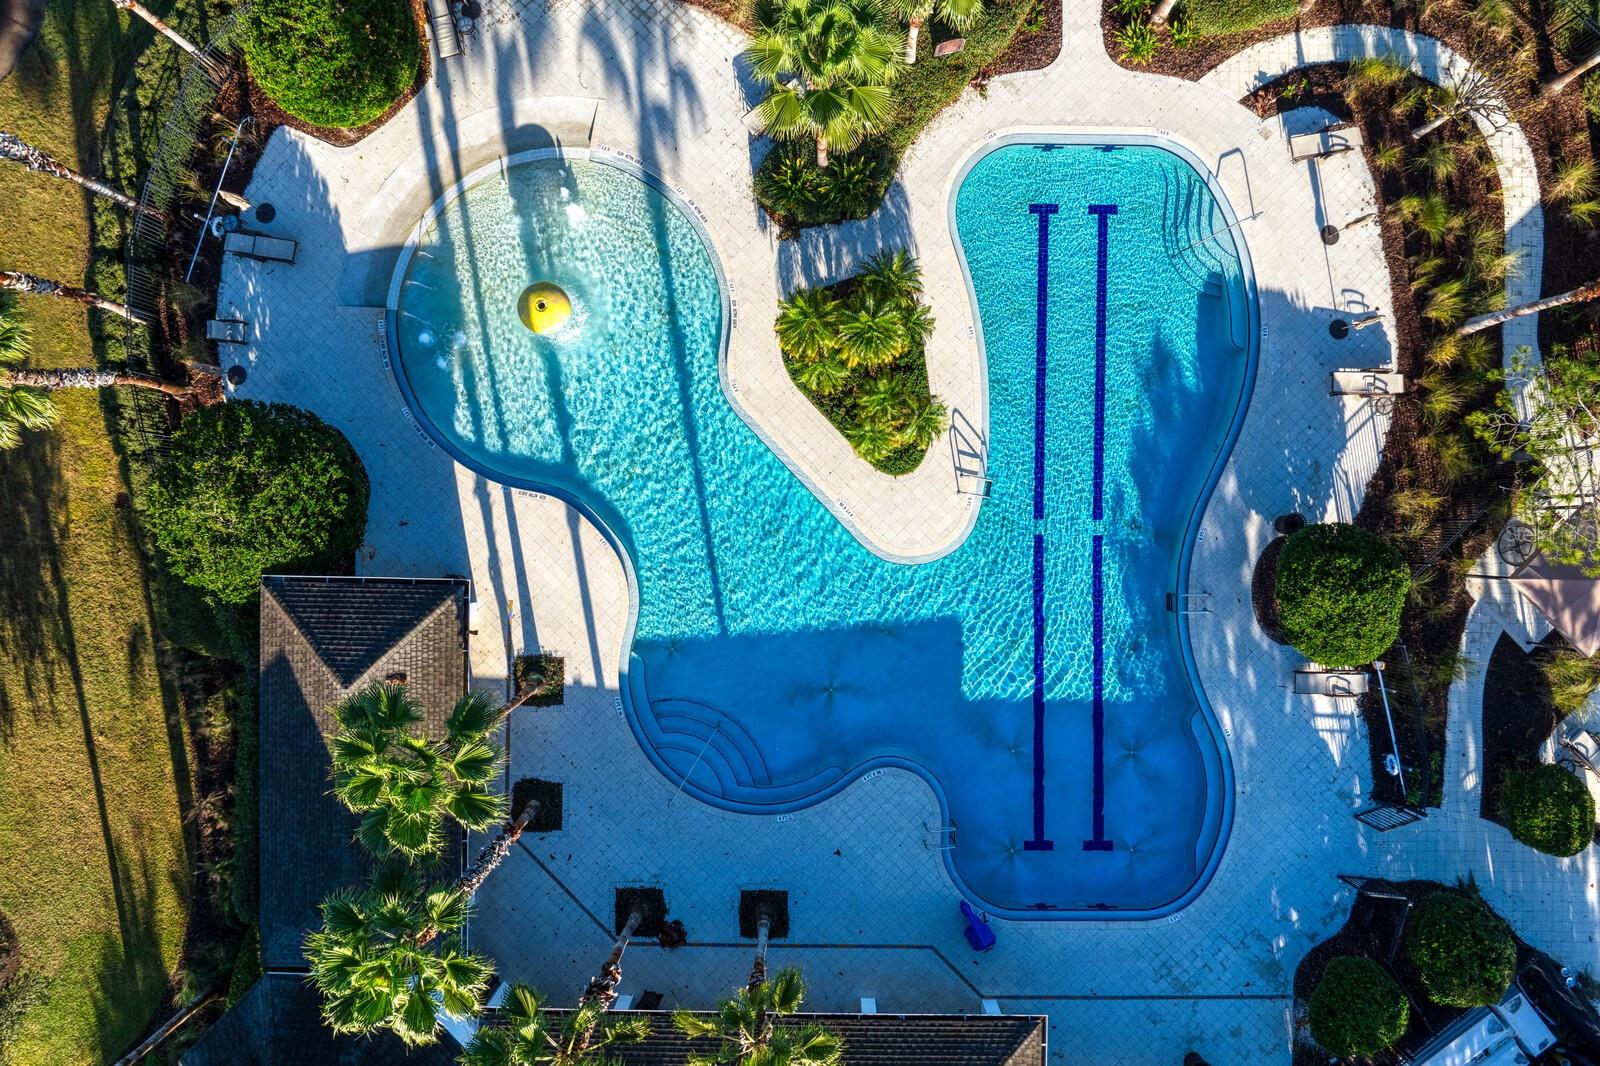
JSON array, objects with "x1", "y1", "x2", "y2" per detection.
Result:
[
  {"x1": 243, "y1": 0, "x2": 421, "y2": 129},
  {"x1": 1308, "y1": 956, "x2": 1409, "y2": 1058},
  {"x1": 144, "y1": 401, "x2": 369, "y2": 604},
  {"x1": 1499, "y1": 762, "x2": 1595, "y2": 857},
  {"x1": 1275, "y1": 523, "x2": 1410, "y2": 668},
  {"x1": 1403, "y1": 891, "x2": 1516, "y2": 1008},
  {"x1": 776, "y1": 250, "x2": 947, "y2": 475}
]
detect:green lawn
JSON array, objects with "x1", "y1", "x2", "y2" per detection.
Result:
[{"x1": 0, "y1": 2, "x2": 196, "y2": 1062}]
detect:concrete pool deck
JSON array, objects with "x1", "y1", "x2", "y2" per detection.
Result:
[{"x1": 213, "y1": 0, "x2": 1587, "y2": 1059}]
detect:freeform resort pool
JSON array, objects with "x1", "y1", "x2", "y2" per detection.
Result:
[{"x1": 387, "y1": 138, "x2": 1257, "y2": 918}]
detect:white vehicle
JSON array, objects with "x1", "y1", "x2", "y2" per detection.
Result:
[{"x1": 1408, "y1": 984, "x2": 1557, "y2": 1066}]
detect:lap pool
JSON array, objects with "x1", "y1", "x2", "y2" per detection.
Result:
[{"x1": 387, "y1": 137, "x2": 1255, "y2": 917}]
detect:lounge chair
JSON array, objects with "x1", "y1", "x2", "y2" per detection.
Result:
[
  {"x1": 205, "y1": 318, "x2": 248, "y2": 344},
  {"x1": 1289, "y1": 123, "x2": 1365, "y2": 163},
  {"x1": 1331, "y1": 370, "x2": 1405, "y2": 398},
  {"x1": 960, "y1": 900, "x2": 996, "y2": 952},
  {"x1": 1293, "y1": 668, "x2": 1369, "y2": 697},
  {"x1": 1557, "y1": 724, "x2": 1600, "y2": 821},
  {"x1": 223, "y1": 231, "x2": 297, "y2": 264},
  {"x1": 426, "y1": 0, "x2": 461, "y2": 59}
]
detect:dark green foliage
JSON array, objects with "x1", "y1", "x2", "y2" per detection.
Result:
[
  {"x1": 226, "y1": 926, "x2": 262, "y2": 1007},
  {"x1": 229, "y1": 675, "x2": 261, "y2": 924},
  {"x1": 1275, "y1": 523, "x2": 1410, "y2": 667},
  {"x1": 755, "y1": 141, "x2": 895, "y2": 227},
  {"x1": 1404, "y1": 892, "x2": 1517, "y2": 1007},
  {"x1": 243, "y1": 0, "x2": 421, "y2": 128},
  {"x1": 0, "y1": 972, "x2": 49, "y2": 1061},
  {"x1": 144, "y1": 401, "x2": 370, "y2": 605},
  {"x1": 1183, "y1": 0, "x2": 1298, "y2": 35},
  {"x1": 1500, "y1": 763, "x2": 1595, "y2": 856},
  {"x1": 776, "y1": 252, "x2": 946, "y2": 475},
  {"x1": 1308, "y1": 956, "x2": 1409, "y2": 1058}
]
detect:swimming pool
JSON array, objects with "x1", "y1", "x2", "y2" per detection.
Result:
[{"x1": 387, "y1": 139, "x2": 1255, "y2": 918}]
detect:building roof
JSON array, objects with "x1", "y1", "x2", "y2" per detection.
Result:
[
  {"x1": 258, "y1": 574, "x2": 469, "y2": 970},
  {"x1": 180, "y1": 973, "x2": 462, "y2": 1066},
  {"x1": 536, "y1": 1010, "x2": 1048, "y2": 1066}
]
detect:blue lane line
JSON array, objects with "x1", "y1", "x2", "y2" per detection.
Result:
[
  {"x1": 1024, "y1": 203, "x2": 1058, "y2": 853},
  {"x1": 1084, "y1": 204, "x2": 1117, "y2": 853}
]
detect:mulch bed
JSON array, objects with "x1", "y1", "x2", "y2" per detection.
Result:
[
  {"x1": 738, "y1": 889, "x2": 790, "y2": 938},
  {"x1": 1251, "y1": 536, "x2": 1291, "y2": 644},
  {"x1": 985, "y1": 0, "x2": 1063, "y2": 78},
  {"x1": 1479, "y1": 631, "x2": 1572, "y2": 822},
  {"x1": 511, "y1": 777, "x2": 564, "y2": 831}
]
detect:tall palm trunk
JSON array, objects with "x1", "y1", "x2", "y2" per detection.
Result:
[
  {"x1": 1456, "y1": 277, "x2": 1600, "y2": 335},
  {"x1": 747, "y1": 913, "x2": 771, "y2": 995},
  {"x1": 570, "y1": 907, "x2": 645, "y2": 1056},
  {"x1": 904, "y1": 18, "x2": 922, "y2": 62},
  {"x1": 0, "y1": 270, "x2": 148, "y2": 324},
  {"x1": 4, "y1": 366, "x2": 190, "y2": 398},
  {"x1": 109, "y1": 0, "x2": 221, "y2": 76},
  {"x1": 816, "y1": 135, "x2": 829, "y2": 169},
  {"x1": 1542, "y1": 48, "x2": 1600, "y2": 99},
  {"x1": 0, "y1": 132, "x2": 153, "y2": 217},
  {"x1": 454, "y1": 805, "x2": 534, "y2": 900},
  {"x1": 1149, "y1": 0, "x2": 1177, "y2": 24}
]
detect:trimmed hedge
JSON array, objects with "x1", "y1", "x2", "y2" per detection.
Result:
[
  {"x1": 1308, "y1": 956, "x2": 1409, "y2": 1059},
  {"x1": 1183, "y1": 0, "x2": 1298, "y2": 35},
  {"x1": 243, "y1": 0, "x2": 420, "y2": 129},
  {"x1": 1500, "y1": 762, "x2": 1595, "y2": 857},
  {"x1": 145, "y1": 401, "x2": 369, "y2": 605},
  {"x1": 1276, "y1": 523, "x2": 1409, "y2": 668},
  {"x1": 1403, "y1": 892, "x2": 1517, "y2": 1008}
]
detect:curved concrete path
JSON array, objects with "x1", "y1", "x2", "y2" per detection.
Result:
[{"x1": 1202, "y1": 25, "x2": 1545, "y2": 370}]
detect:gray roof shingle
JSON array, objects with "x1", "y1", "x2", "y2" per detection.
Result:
[{"x1": 258, "y1": 575, "x2": 469, "y2": 970}]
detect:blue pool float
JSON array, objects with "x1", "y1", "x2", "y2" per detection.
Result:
[{"x1": 961, "y1": 900, "x2": 996, "y2": 952}]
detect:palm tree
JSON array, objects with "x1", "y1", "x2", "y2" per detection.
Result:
[
  {"x1": 859, "y1": 374, "x2": 912, "y2": 422},
  {"x1": 329, "y1": 684, "x2": 509, "y2": 861},
  {"x1": 1542, "y1": 47, "x2": 1600, "y2": 98},
  {"x1": 748, "y1": 0, "x2": 901, "y2": 167},
  {"x1": 775, "y1": 288, "x2": 841, "y2": 362},
  {"x1": 109, "y1": 0, "x2": 225, "y2": 78},
  {"x1": 898, "y1": 398, "x2": 948, "y2": 448},
  {"x1": 836, "y1": 294, "x2": 907, "y2": 368},
  {"x1": 858, "y1": 250, "x2": 923, "y2": 304},
  {"x1": 0, "y1": 132, "x2": 152, "y2": 216},
  {"x1": 0, "y1": 270, "x2": 148, "y2": 324},
  {"x1": 305, "y1": 863, "x2": 493, "y2": 1046},
  {"x1": 844, "y1": 419, "x2": 895, "y2": 462},
  {"x1": 673, "y1": 969, "x2": 842, "y2": 1066},
  {"x1": 1456, "y1": 275, "x2": 1600, "y2": 335},
  {"x1": 0, "y1": 304, "x2": 190, "y2": 449},
  {"x1": 792, "y1": 355, "x2": 850, "y2": 395},
  {"x1": 459, "y1": 984, "x2": 650, "y2": 1066},
  {"x1": 880, "y1": 0, "x2": 984, "y2": 63}
]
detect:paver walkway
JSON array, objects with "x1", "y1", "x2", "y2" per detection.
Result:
[{"x1": 212, "y1": 0, "x2": 1591, "y2": 1060}]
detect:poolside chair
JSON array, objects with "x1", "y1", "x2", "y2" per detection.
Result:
[
  {"x1": 960, "y1": 900, "x2": 996, "y2": 952},
  {"x1": 1330, "y1": 370, "x2": 1405, "y2": 398},
  {"x1": 223, "y1": 231, "x2": 297, "y2": 264},
  {"x1": 1289, "y1": 123, "x2": 1365, "y2": 163},
  {"x1": 1556, "y1": 724, "x2": 1600, "y2": 823},
  {"x1": 426, "y1": 0, "x2": 461, "y2": 60},
  {"x1": 204, "y1": 318, "x2": 248, "y2": 344},
  {"x1": 1293, "y1": 668, "x2": 1369, "y2": 697}
]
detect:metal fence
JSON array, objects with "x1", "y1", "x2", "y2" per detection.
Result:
[
  {"x1": 119, "y1": 12, "x2": 243, "y2": 461},
  {"x1": 1550, "y1": 0, "x2": 1600, "y2": 63}
]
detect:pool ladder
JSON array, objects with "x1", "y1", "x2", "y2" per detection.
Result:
[
  {"x1": 923, "y1": 821, "x2": 958, "y2": 851},
  {"x1": 950, "y1": 410, "x2": 991, "y2": 498},
  {"x1": 1167, "y1": 592, "x2": 1213, "y2": 615}
]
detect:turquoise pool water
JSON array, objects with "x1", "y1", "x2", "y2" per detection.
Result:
[{"x1": 389, "y1": 143, "x2": 1253, "y2": 917}]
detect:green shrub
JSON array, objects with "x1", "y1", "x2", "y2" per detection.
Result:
[
  {"x1": 1404, "y1": 892, "x2": 1517, "y2": 1008},
  {"x1": 243, "y1": 0, "x2": 421, "y2": 129},
  {"x1": 1309, "y1": 956, "x2": 1409, "y2": 1058},
  {"x1": 1583, "y1": 72, "x2": 1600, "y2": 123},
  {"x1": 144, "y1": 401, "x2": 369, "y2": 605},
  {"x1": 1500, "y1": 763, "x2": 1595, "y2": 856},
  {"x1": 755, "y1": 140, "x2": 895, "y2": 228},
  {"x1": 226, "y1": 926, "x2": 262, "y2": 1007},
  {"x1": 1275, "y1": 523, "x2": 1409, "y2": 667},
  {"x1": 1184, "y1": 0, "x2": 1297, "y2": 35}
]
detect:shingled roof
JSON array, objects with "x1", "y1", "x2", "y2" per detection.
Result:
[
  {"x1": 535, "y1": 1010, "x2": 1047, "y2": 1066},
  {"x1": 180, "y1": 974, "x2": 461, "y2": 1066},
  {"x1": 258, "y1": 574, "x2": 469, "y2": 970}
]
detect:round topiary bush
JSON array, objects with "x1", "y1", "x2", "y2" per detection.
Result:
[
  {"x1": 1275, "y1": 522, "x2": 1409, "y2": 667},
  {"x1": 243, "y1": 0, "x2": 421, "y2": 129},
  {"x1": 1500, "y1": 762, "x2": 1595, "y2": 857},
  {"x1": 145, "y1": 401, "x2": 369, "y2": 605},
  {"x1": 1403, "y1": 891, "x2": 1517, "y2": 1008},
  {"x1": 1308, "y1": 955, "x2": 1409, "y2": 1058}
]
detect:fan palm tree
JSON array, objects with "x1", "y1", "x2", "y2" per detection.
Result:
[
  {"x1": 881, "y1": 0, "x2": 983, "y2": 63},
  {"x1": 858, "y1": 249, "x2": 923, "y2": 303},
  {"x1": 0, "y1": 303, "x2": 190, "y2": 449},
  {"x1": 673, "y1": 969, "x2": 842, "y2": 1066},
  {"x1": 859, "y1": 374, "x2": 912, "y2": 422},
  {"x1": 898, "y1": 397, "x2": 948, "y2": 449},
  {"x1": 1, "y1": 270, "x2": 148, "y2": 324},
  {"x1": 0, "y1": 132, "x2": 152, "y2": 215},
  {"x1": 459, "y1": 983, "x2": 651, "y2": 1066},
  {"x1": 844, "y1": 419, "x2": 895, "y2": 462},
  {"x1": 836, "y1": 295, "x2": 907, "y2": 368},
  {"x1": 305, "y1": 863, "x2": 493, "y2": 1046},
  {"x1": 748, "y1": 0, "x2": 901, "y2": 167},
  {"x1": 791, "y1": 355, "x2": 850, "y2": 395},
  {"x1": 774, "y1": 288, "x2": 842, "y2": 362},
  {"x1": 329, "y1": 684, "x2": 510, "y2": 861}
]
